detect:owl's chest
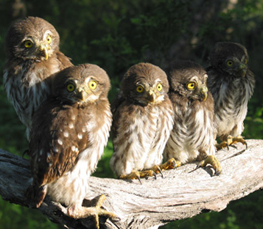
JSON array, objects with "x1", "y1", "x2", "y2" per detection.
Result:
[
  {"x1": 173, "y1": 102, "x2": 213, "y2": 145},
  {"x1": 215, "y1": 79, "x2": 249, "y2": 119},
  {"x1": 4, "y1": 60, "x2": 61, "y2": 110},
  {"x1": 133, "y1": 106, "x2": 169, "y2": 137}
]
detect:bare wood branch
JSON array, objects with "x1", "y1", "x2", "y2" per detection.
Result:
[{"x1": 0, "y1": 139, "x2": 263, "y2": 229}]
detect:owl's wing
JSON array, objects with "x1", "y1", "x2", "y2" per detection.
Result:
[
  {"x1": 56, "y1": 51, "x2": 73, "y2": 69},
  {"x1": 29, "y1": 101, "x2": 87, "y2": 187},
  {"x1": 111, "y1": 93, "x2": 126, "y2": 137}
]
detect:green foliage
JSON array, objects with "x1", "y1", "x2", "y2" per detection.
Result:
[
  {"x1": 0, "y1": 197, "x2": 59, "y2": 229},
  {"x1": 0, "y1": 0, "x2": 263, "y2": 228}
]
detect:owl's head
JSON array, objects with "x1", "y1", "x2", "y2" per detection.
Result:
[
  {"x1": 51, "y1": 64, "x2": 110, "y2": 104},
  {"x1": 209, "y1": 42, "x2": 249, "y2": 77},
  {"x1": 121, "y1": 63, "x2": 169, "y2": 105},
  {"x1": 167, "y1": 60, "x2": 208, "y2": 101},
  {"x1": 5, "y1": 16, "x2": 60, "y2": 60}
]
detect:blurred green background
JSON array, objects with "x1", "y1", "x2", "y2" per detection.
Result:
[{"x1": 0, "y1": 0, "x2": 262, "y2": 228}]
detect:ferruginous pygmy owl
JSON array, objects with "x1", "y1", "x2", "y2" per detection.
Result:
[
  {"x1": 110, "y1": 63, "x2": 176, "y2": 181},
  {"x1": 164, "y1": 60, "x2": 221, "y2": 175},
  {"x1": 25, "y1": 64, "x2": 116, "y2": 227},
  {"x1": 207, "y1": 42, "x2": 255, "y2": 149},
  {"x1": 3, "y1": 16, "x2": 73, "y2": 140}
]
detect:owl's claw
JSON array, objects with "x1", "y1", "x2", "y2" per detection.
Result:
[
  {"x1": 198, "y1": 155, "x2": 222, "y2": 175},
  {"x1": 67, "y1": 194, "x2": 118, "y2": 229},
  {"x1": 120, "y1": 166, "x2": 164, "y2": 182},
  {"x1": 159, "y1": 158, "x2": 181, "y2": 170},
  {"x1": 216, "y1": 135, "x2": 247, "y2": 150}
]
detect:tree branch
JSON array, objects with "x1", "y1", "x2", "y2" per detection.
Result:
[{"x1": 0, "y1": 140, "x2": 263, "y2": 229}]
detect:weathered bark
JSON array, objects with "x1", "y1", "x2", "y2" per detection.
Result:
[{"x1": 0, "y1": 139, "x2": 263, "y2": 229}]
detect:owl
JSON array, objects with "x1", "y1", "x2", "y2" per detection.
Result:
[
  {"x1": 25, "y1": 64, "x2": 115, "y2": 227},
  {"x1": 3, "y1": 16, "x2": 73, "y2": 140},
  {"x1": 164, "y1": 60, "x2": 221, "y2": 175},
  {"x1": 110, "y1": 63, "x2": 175, "y2": 181},
  {"x1": 207, "y1": 42, "x2": 255, "y2": 149}
]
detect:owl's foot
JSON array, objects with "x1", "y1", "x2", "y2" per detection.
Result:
[
  {"x1": 67, "y1": 194, "x2": 118, "y2": 229},
  {"x1": 119, "y1": 166, "x2": 164, "y2": 183},
  {"x1": 159, "y1": 158, "x2": 181, "y2": 170},
  {"x1": 198, "y1": 155, "x2": 222, "y2": 176},
  {"x1": 216, "y1": 135, "x2": 247, "y2": 150}
]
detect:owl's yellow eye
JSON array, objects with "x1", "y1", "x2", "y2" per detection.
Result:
[
  {"x1": 187, "y1": 82, "x2": 196, "y2": 90},
  {"x1": 89, "y1": 80, "x2": 97, "y2": 90},
  {"x1": 136, "y1": 85, "x2": 144, "y2": 93},
  {"x1": 227, "y1": 60, "x2": 234, "y2": 66},
  {"x1": 46, "y1": 35, "x2": 52, "y2": 44},
  {"x1": 66, "y1": 83, "x2": 75, "y2": 92},
  {"x1": 24, "y1": 40, "x2": 33, "y2": 48},
  {"x1": 157, "y1": 83, "x2": 163, "y2": 91}
]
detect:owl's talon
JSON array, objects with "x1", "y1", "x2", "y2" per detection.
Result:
[
  {"x1": 119, "y1": 167, "x2": 162, "y2": 182},
  {"x1": 160, "y1": 158, "x2": 181, "y2": 170},
  {"x1": 216, "y1": 135, "x2": 247, "y2": 150},
  {"x1": 67, "y1": 195, "x2": 117, "y2": 229},
  {"x1": 198, "y1": 155, "x2": 222, "y2": 176}
]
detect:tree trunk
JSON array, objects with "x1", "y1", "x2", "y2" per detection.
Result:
[{"x1": 0, "y1": 139, "x2": 263, "y2": 229}]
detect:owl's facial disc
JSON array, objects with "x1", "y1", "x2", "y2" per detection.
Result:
[
  {"x1": 225, "y1": 56, "x2": 248, "y2": 77},
  {"x1": 187, "y1": 76, "x2": 208, "y2": 101},
  {"x1": 74, "y1": 78, "x2": 99, "y2": 103},
  {"x1": 135, "y1": 82, "x2": 164, "y2": 105}
]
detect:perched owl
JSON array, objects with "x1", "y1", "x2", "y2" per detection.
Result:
[
  {"x1": 207, "y1": 42, "x2": 255, "y2": 149},
  {"x1": 164, "y1": 60, "x2": 221, "y2": 175},
  {"x1": 25, "y1": 64, "x2": 115, "y2": 227},
  {"x1": 110, "y1": 63, "x2": 175, "y2": 181},
  {"x1": 3, "y1": 16, "x2": 72, "y2": 140}
]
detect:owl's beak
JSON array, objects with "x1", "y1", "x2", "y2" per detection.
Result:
[
  {"x1": 147, "y1": 89, "x2": 156, "y2": 103},
  {"x1": 39, "y1": 44, "x2": 49, "y2": 60},
  {"x1": 239, "y1": 64, "x2": 247, "y2": 77},
  {"x1": 77, "y1": 88, "x2": 89, "y2": 102},
  {"x1": 200, "y1": 86, "x2": 208, "y2": 101}
]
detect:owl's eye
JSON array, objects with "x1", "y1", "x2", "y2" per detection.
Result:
[
  {"x1": 136, "y1": 85, "x2": 144, "y2": 93},
  {"x1": 24, "y1": 40, "x2": 33, "y2": 48},
  {"x1": 157, "y1": 83, "x2": 163, "y2": 91},
  {"x1": 46, "y1": 35, "x2": 52, "y2": 44},
  {"x1": 187, "y1": 82, "x2": 196, "y2": 90},
  {"x1": 89, "y1": 80, "x2": 97, "y2": 90},
  {"x1": 227, "y1": 60, "x2": 234, "y2": 66},
  {"x1": 66, "y1": 83, "x2": 75, "y2": 92}
]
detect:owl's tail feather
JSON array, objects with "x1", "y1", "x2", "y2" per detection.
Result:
[{"x1": 25, "y1": 183, "x2": 47, "y2": 208}]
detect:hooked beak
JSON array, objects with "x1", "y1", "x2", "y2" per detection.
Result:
[
  {"x1": 147, "y1": 89, "x2": 156, "y2": 104},
  {"x1": 200, "y1": 86, "x2": 208, "y2": 101},
  {"x1": 239, "y1": 64, "x2": 247, "y2": 77},
  {"x1": 77, "y1": 87, "x2": 89, "y2": 102},
  {"x1": 39, "y1": 44, "x2": 49, "y2": 60}
]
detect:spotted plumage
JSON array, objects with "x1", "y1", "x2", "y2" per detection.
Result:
[
  {"x1": 164, "y1": 60, "x2": 221, "y2": 175},
  {"x1": 207, "y1": 42, "x2": 255, "y2": 147},
  {"x1": 3, "y1": 16, "x2": 72, "y2": 140},
  {"x1": 26, "y1": 64, "x2": 113, "y2": 221},
  {"x1": 110, "y1": 63, "x2": 174, "y2": 179}
]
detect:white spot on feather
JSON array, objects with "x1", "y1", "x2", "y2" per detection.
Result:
[
  {"x1": 64, "y1": 131, "x2": 69, "y2": 137},
  {"x1": 57, "y1": 139, "x2": 63, "y2": 145},
  {"x1": 78, "y1": 133, "x2": 83, "y2": 139}
]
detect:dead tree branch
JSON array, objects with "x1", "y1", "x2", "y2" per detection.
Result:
[{"x1": 0, "y1": 139, "x2": 263, "y2": 229}]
